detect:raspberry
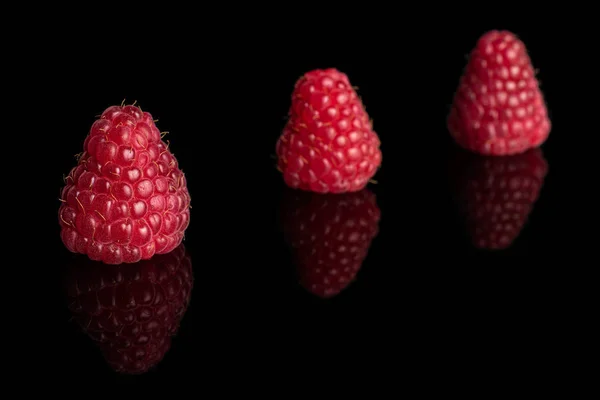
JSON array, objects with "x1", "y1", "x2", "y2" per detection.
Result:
[
  {"x1": 65, "y1": 244, "x2": 193, "y2": 374},
  {"x1": 58, "y1": 104, "x2": 191, "y2": 264},
  {"x1": 276, "y1": 68, "x2": 382, "y2": 193},
  {"x1": 280, "y1": 189, "x2": 380, "y2": 298},
  {"x1": 447, "y1": 30, "x2": 551, "y2": 156},
  {"x1": 451, "y1": 148, "x2": 548, "y2": 249}
]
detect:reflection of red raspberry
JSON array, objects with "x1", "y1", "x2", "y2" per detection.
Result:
[
  {"x1": 451, "y1": 148, "x2": 548, "y2": 249},
  {"x1": 65, "y1": 244, "x2": 193, "y2": 374},
  {"x1": 448, "y1": 30, "x2": 550, "y2": 156},
  {"x1": 281, "y1": 189, "x2": 380, "y2": 298},
  {"x1": 59, "y1": 104, "x2": 191, "y2": 264},
  {"x1": 276, "y1": 68, "x2": 382, "y2": 193}
]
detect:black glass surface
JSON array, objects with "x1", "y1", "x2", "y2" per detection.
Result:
[{"x1": 27, "y1": 18, "x2": 596, "y2": 389}]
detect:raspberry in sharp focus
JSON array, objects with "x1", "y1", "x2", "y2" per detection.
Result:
[
  {"x1": 276, "y1": 68, "x2": 382, "y2": 193},
  {"x1": 65, "y1": 244, "x2": 193, "y2": 374},
  {"x1": 447, "y1": 30, "x2": 551, "y2": 156},
  {"x1": 280, "y1": 188, "x2": 380, "y2": 298},
  {"x1": 59, "y1": 104, "x2": 191, "y2": 264}
]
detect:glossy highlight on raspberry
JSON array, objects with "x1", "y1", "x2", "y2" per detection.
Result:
[
  {"x1": 276, "y1": 68, "x2": 382, "y2": 193},
  {"x1": 280, "y1": 188, "x2": 380, "y2": 298},
  {"x1": 59, "y1": 104, "x2": 191, "y2": 264},
  {"x1": 448, "y1": 30, "x2": 551, "y2": 156},
  {"x1": 65, "y1": 244, "x2": 193, "y2": 374}
]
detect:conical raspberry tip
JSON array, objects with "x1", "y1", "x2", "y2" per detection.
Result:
[
  {"x1": 292, "y1": 68, "x2": 353, "y2": 96},
  {"x1": 476, "y1": 30, "x2": 519, "y2": 47},
  {"x1": 120, "y1": 98, "x2": 138, "y2": 108}
]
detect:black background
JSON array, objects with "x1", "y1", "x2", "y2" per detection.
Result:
[{"x1": 15, "y1": 8, "x2": 597, "y2": 392}]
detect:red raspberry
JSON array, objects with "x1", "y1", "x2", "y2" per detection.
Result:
[
  {"x1": 281, "y1": 189, "x2": 380, "y2": 298},
  {"x1": 447, "y1": 30, "x2": 551, "y2": 156},
  {"x1": 276, "y1": 68, "x2": 382, "y2": 193},
  {"x1": 65, "y1": 244, "x2": 193, "y2": 374},
  {"x1": 451, "y1": 148, "x2": 548, "y2": 249},
  {"x1": 58, "y1": 104, "x2": 191, "y2": 264}
]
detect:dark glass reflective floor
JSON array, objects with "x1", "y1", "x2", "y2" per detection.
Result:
[
  {"x1": 27, "y1": 20, "x2": 596, "y2": 388},
  {"x1": 42, "y1": 140, "x2": 583, "y2": 383}
]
